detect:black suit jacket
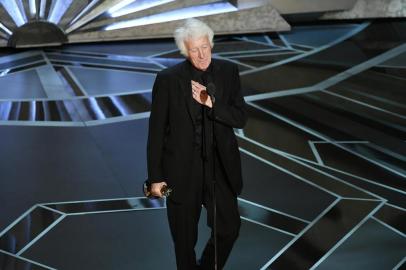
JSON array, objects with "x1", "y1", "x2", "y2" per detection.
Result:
[{"x1": 147, "y1": 59, "x2": 247, "y2": 202}]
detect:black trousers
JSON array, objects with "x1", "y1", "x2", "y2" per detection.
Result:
[{"x1": 166, "y1": 148, "x2": 241, "y2": 270}]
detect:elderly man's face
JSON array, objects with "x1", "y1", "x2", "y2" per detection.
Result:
[{"x1": 185, "y1": 35, "x2": 212, "y2": 71}]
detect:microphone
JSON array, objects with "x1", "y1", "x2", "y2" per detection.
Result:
[
  {"x1": 203, "y1": 72, "x2": 215, "y2": 97},
  {"x1": 206, "y1": 82, "x2": 216, "y2": 103}
]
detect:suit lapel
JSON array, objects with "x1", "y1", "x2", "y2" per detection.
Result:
[
  {"x1": 179, "y1": 61, "x2": 196, "y2": 126},
  {"x1": 211, "y1": 59, "x2": 224, "y2": 102}
]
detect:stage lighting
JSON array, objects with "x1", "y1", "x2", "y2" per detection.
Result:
[
  {"x1": 105, "y1": 1, "x2": 237, "y2": 31},
  {"x1": 89, "y1": 97, "x2": 106, "y2": 120},
  {"x1": 0, "y1": 0, "x2": 27, "y2": 26},
  {"x1": 0, "y1": 22, "x2": 12, "y2": 35},
  {"x1": 109, "y1": 0, "x2": 175, "y2": 18},
  {"x1": 39, "y1": 0, "x2": 46, "y2": 19},
  {"x1": 29, "y1": 0, "x2": 36, "y2": 17},
  {"x1": 48, "y1": 0, "x2": 73, "y2": 24},
  {"x1": 29, "y1": 101, "x2": 36, "y2": 121},
  {"x1": 108, "y1": 0, "x2": 137, "y2": 15},
  {"x1": 69, "y1": 0, "x2": 100, "y2": 26},
  {"x1": 0, "y1": 101, "x2": 12, "y2": 120}
]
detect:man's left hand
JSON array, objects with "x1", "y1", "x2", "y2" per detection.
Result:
[{"x1": 191, "y1": 80, "x2": 213, "y2": 108}]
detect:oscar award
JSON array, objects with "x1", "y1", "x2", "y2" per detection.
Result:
[{"x1": 143, "y1": 180, "x2": 172, "y2": 198}]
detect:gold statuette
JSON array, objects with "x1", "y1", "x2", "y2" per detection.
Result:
[{"x1": 143, "y1": 180, "x2": 172, "y2": 198}]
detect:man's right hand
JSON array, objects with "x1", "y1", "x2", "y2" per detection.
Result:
[{"x1": 151, "y1": 182, "x2": 168, "y2": 198}]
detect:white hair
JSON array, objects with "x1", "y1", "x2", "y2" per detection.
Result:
[{"x1": 174, "y1": 18, "x2": 214, "y2": 57}]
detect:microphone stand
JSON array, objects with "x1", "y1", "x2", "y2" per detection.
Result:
[
  {"x1": 211, "y1": 108, "x2": 218, "y2": 270},
  {"x1": 206, "y1": 84, "x2": 217, "y2": 270},
  {"x1": 201, "y1": 100, "x2": 217, "y2": 270}
]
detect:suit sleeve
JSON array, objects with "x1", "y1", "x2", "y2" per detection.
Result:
[
  {"x1": 209, "y1": 64, "x2": 247, "y2": 129},
  {"x1": 147, "y1": 72, "x2": 169, "y2": 183}
]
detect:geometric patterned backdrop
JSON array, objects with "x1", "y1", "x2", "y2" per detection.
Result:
[{"x1": 0, "y1": 20, "x2": 405, "y2": 269}]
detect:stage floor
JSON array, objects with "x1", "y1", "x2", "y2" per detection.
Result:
[{"x1": 0, "y1": 20, "x2": 405, "y2": 269}]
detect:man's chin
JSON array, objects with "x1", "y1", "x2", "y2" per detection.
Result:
[
  {"x1": 191, "y1": 61, "x2": 210, "y2": 71},
  {"x1": 198, "y1": 63, "x2": 210, "y2": 71}
]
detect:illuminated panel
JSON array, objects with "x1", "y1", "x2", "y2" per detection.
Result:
[
  {"x1": 105, "y1": 1, "x2": 238, "y2": 31},
  {"x1": 108, "y1": 0, "x2": 136, "y2": 14},
  {"x1": 69, "y1": 0, "x2": 100, "y2": 26},
  {"x1": 0, "y1": 0, "x2": 27, "y2": 26},
  {"x1": 109, "y1": 0, "x2": 175, "y2": 18},
  {"x1": 29, "y1": 101, "x2": 36, "y2": 121},
  {"x1": 0, "y1": 68, "x2": 11, "y2": 76},
  {"x1": 39, "y1": 0, "x2": 46, "y2": 19},
  {"x1": 109, "y1": 96, "x2": 128, "y2": 116},
  {"x1": 29, "y1": 0, "x2": 36, "y2": 17},
  {"x1": 15, "y1": 0, "x2": 28, "y2": 22},
  {"x1": 0, "y1": 23, "x2": 12, "y2": 35},
  {"x1": 0, "y1": 101, "x2": 12, "y2": 120},
  {"x1": 48, "y1": 0, "x2": 73, "y2": 24},
  {"x1": 89, "y1": 97, "x2": 106, "y2": 120}
]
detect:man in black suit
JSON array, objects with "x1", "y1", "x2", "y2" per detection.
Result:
[{"x1": 147, "y1": 18, "x2": 247, "y2": 270}]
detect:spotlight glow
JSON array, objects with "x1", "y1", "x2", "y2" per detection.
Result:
[
  {"x1": 0, "y1": 23, "x2": 12, "y2": 35},
  {"x1": 48, "y1": 0, "x2": 73, "y2": 24},
  {"x1": 108, "y1": 0, "x2": 137, "y2": 14},
  {"x1": 0, "y1": 0, "x2": 27, "y2": 26},
  {"x1": 105, "y1": 1, "x2": 238, "y2": 31},
  {"x1": 109, "y1": 0, "x2": 174, "y2": 18}
]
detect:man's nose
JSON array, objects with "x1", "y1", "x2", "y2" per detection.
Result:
[{"x1": 198, "y1": 49, "x2": 205, "y2": 58}]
